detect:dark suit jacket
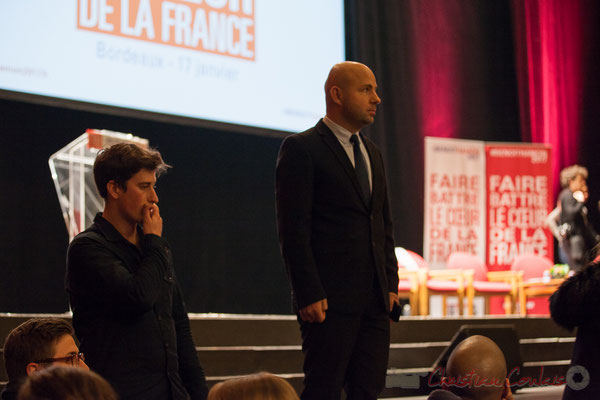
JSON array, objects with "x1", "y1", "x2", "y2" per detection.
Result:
[
  {"x1": 559, "y1": 187, "x2": 598, "y2": 245},
  {"x1": 275, "y1": 119, "x2": 398, "y2": 314},
  {"x1": 559, "y1": 188, "x2": 587, "y2": 237}
]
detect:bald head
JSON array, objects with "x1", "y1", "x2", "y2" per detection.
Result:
[
  {"x1": 325, "y1": 62, "x2": 375, "y2": 103},
  {"x1": 445, "y1": 335, "x2": 507, "y2": 400},
  {"x1": 325, "y1": 62, "x2": 368, "y2": 91},
  {"x1": 324, "y1": 62, "x2": 380, "y2": 132}
]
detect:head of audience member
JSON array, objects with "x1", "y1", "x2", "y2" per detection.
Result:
[
  {"x1": 324, "y1": 61, "x2": 381, "y2": 133},
  {"x1": 442, "y1": 335, "x2": 510, "y2": 400},
  {"x1": 17, "y1": 366, "x2": 118, "y2": 400},
  {"x1": 3, "y1": 318, "x2": 88, "y2": 388},
  {"x1": 207, "y1": 372, "x2": 299, "y2": 400},
  {"x1": 559, "y1": 164, "x2": 588, "y2": 192}
]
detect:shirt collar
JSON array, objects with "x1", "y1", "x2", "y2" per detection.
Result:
[
  {"x1": 93, "y1": 213, "x2": 143, "y2": 243},
  {"x1": 323, "y1": 116, "x2": 358, "y2": 145}
]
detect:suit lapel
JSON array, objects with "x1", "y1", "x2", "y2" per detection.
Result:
[{"x1": 316, "y1": 120, "x2": 371, "y2": 211}]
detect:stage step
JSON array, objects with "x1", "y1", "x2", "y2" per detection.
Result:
[{"x1": 0, "y1": 313, "x2": 575, "y2": 398}]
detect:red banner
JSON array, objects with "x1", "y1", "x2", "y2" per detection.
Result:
[
  {"x1": 424, "y1": 138, "x2": 486, "y2": 270},
  {"x1": 485, "y1": 144, "x2": 553, "y2": 271}
]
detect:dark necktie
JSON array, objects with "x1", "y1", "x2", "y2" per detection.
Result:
[{"x1": 350, "y1": 134, "x2": 371, "y2": 201}]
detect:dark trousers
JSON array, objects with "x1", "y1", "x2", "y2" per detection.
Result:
[
  {"x1": 563, "y1": 235, "x2": 586, "y2": 272},
  {"x1": 299, "y1": 286, "x2": 390, "y2": 400}
]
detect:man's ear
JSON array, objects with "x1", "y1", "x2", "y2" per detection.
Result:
[
  {"x1": 106, "y1": 180, "x2": 121, "y2": 200},
  {"x1": 330, "y1": 86, "x2": 343, "y2": 106},
  {"x1": 26, "y1": 362, "x2": 42, "y2": 376}
]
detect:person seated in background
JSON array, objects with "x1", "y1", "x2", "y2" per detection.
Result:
[
  {"x1": 1, "y1": 318, "x2": 88, "y2": 400},
  {"x1": 208, "y1": 372, "x2": 299, "y2": 400},
  {"x1": 17, "y1": 365, "x2": 117, "y2": 400},
  {"x1": 428, "y1": 335, "x2": 513, "y2": 400},
  {"x1": 550, "y1": 248, "x2": 600, "y2": 400}
]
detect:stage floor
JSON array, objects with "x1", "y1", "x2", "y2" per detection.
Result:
[{"x1": 0, "y1": 313, "x2": 574, "y2": 398}]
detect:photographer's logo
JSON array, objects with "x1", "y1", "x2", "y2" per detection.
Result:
[
  {"x1": 566, "y1": 365, "x2": 590, "y2": 391},
  {"x1": 387, "y1": 365, "x2": 590, "y2": 390}
]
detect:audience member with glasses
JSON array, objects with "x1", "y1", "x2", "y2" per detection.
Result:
[{"x1": 1, "y1": 318, "x2": 88, "y2": 400}]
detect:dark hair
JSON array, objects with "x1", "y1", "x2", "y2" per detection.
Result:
[
  {"x1": 3, "y1": 318, "x2": 74, "y2": 383},
  {"x1": 17, "y1": 366, "x2": 118, "y2": 400},
  {"x1": 208, "y1": 372, "x2": 299, "y2": 400},
  {"x1": 93, "y1": 142, "x2": 170, "y2": 198}
]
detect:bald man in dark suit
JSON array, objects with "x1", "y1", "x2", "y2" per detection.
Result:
[{"x1": 276, "y1": 62, "x2": 399, "y2": 400}]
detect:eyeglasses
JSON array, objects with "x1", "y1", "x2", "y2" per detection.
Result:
[{"x1": 35, "y1": 353, "x2": 85, "y2": 366}]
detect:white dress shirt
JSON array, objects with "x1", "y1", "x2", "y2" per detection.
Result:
[{"x1": 323, "y1": 116, "x2": 373, "y2": 191}]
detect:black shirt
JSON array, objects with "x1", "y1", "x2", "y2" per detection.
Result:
[
  {"x1": 66, "y1": 214, "x2": 207, "y2": 400},
  {"x1": 0, "y1": 381, "x2": 19, "y2": 400}
]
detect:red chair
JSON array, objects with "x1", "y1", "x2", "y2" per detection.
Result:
[
  {"x1": 511, "y1": 253, "x2": 555, "y2": 315},
  {"x1": 447, "y1": 252, "x2": 522, "y2": 315},
  {"x1": 396, "y1": 247, "x2": 427, "y2": 316},
  {"x1": 420, "y1": 259, "x2": 469, "y2": 317}
]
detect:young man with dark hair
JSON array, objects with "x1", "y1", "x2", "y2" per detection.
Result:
[
  {"x1": 66, "y1": 142, "x2": 208, "y2": 400},
  {"x1": 92, "y1": 142, "x2": 170, "y2": 199},
  {"x1": 1, "y1": 317, "x2": 88, "y2": 400}
]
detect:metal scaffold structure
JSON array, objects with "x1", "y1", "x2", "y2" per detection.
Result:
[{"x1": 49, "y1": 129, "x2": 149, "y2": 241}]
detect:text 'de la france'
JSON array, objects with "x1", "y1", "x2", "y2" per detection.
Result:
[{"x1": 78, "y1": 0, "x2": 255, "y2": 60}]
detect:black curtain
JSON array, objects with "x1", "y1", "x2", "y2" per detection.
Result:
[
  {"x1": 578, "y1": 1, "x2": 600, "y2": 235},
  {"x1": 345, "y1": 0, "x2": 520, "y2": 253},
  {"x1": 0, "y1": 98, "x2": 289, "y2": 313}
]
